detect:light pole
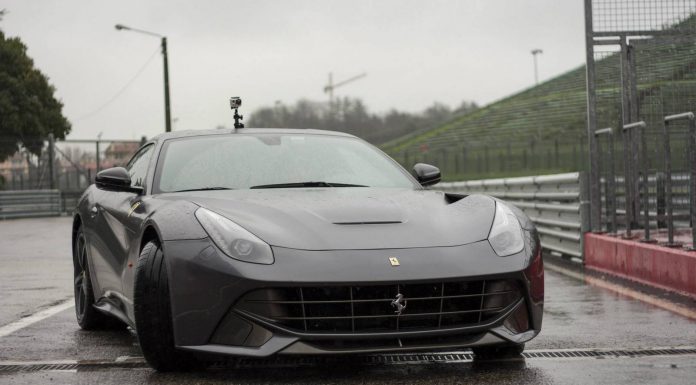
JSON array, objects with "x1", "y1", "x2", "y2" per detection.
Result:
[
  {"x1": 115, "y1": 24, "x2": 171, "y2": 133},
  {"x1": 531, "y1": 49, "x2": 543, "y2": 85}
]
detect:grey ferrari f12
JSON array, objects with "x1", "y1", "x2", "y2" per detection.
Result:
[{"x1": 72, "y1": 128, "x2": 543, "y2": 371}]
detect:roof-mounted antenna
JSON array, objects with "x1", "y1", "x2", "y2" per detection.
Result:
[{"x1": 230, "y1": 97, "x2": 244, "y2": 129}]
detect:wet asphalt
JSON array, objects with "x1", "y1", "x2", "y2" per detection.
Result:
[{"x1": 1, "y1": 216, "x2": 695, "y2": 384}]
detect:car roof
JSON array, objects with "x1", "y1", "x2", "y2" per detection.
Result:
[{"x1": 151, "y1": 128, "x2": 357, "y2": 142}]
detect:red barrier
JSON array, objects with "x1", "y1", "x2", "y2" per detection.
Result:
[{"x1": 584, "y1": 233, "x2": 696, "y2": 299}]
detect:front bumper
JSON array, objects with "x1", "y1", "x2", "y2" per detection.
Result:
[{"x1": 163, "y1": 236, "x2": 543, "y2": 357}]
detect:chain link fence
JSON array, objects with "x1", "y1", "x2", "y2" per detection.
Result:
[
  {"x1": 585, "y1": 0, "x2": 696, "y2": 249},
  {"x1": 0, "y1": 136, "x2": 144, "y2": 210}
]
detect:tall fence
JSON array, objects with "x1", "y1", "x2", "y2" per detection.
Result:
[
  {"x1": 585, "y1": 0, "x2": 696, "y2": 249},
  {"x1": 393, "y1": 136, "x2": 587, "y2": 181},
  {"x1": 0, "y1": 136, "x2": 144, "y2": 209},
  {"x1": 0, "y1": 137, "x2": 145, "y2": 190},
  {"x1": 438, "y1": 172, "x2": 590, "y2": 260}
]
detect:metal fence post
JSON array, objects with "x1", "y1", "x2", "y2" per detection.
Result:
[
  {"x1": 656, "y1": 172, "x2": 666, "y2": 228},
  {"x1": 663, "y1": 118, "x2": 676, "y2": 246},
  {"x1": 620, "y1": 38, "x2": 637, "y2": 238},
  {"x1": 580, "y1": 170, "x2": 591, "y2": 262},
  {"x1": 595, "y1": 128, "x2": 616, "y2": 234},
  {"x1": 688, "y1": 117, "x2": 696, "y2": 251},
  {"x1": 627, "y1": 45, "x2": 641, "y2": 224},
  {"x1": 624, "y1": 121, "x2": 656, "y2": 243},
  {"x1": 96, "y1": 140, "x2": 101, "y2": 173},
  {"x1": 621, "y1": 125, "x2": 634, "y2": 239},
  {"x1": 48, "y1": 134, "x2": 55, "y2": 190},
  {"x1": 584, "y1": 0, "x2": 600, "y2": 233},
  {"x1": 580, "y1": 171, "x2": 591, "y2": 234},
  {"x1": 662, "y1": 112, "x2": 694, "y2": 247}
]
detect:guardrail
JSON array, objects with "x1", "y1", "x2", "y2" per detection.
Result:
[
  {"x1": 437, "y1": 172, "x2": 589, "y2": 260},
  {"x1": 0, "y1": 190, "x2": 62, "y2": 220}
]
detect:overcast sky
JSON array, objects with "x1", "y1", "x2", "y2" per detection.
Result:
[{"x1": 1, "y1": 0, "x2": 586, "y2": 140}]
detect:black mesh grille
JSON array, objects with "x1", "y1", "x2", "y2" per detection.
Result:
[{"x1": 236, "y1": 279, "x2": 521, "y2": 333}]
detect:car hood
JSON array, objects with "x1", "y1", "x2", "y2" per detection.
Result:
[{"x1": 169, "y1": 188, "x2": 496, "y2": 250}]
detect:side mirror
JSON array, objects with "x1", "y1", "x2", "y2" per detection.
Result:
[
  {"x1": 412, "y1": 163, "x2": 441, "y2": 187},
  {"x1": 95, "y1": 167, "x2": 142, "y2": 193}
]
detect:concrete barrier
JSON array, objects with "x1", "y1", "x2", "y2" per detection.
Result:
[{"x1": 585, "y1": 233, "x2": 696, "y2": 299}]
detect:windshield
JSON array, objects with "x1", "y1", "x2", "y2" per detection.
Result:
[{"x1": 155, "y1": 133, "x2": 417, "y2": 192}]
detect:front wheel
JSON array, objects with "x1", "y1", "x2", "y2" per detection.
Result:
[{"x1": 134, "y1": 240, "x2": 202, "y2": 371}]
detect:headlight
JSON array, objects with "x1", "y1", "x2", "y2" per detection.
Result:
[
  {"x1": 195, "y1": 208, "x2": 274, "y2": 264},
  {"x1": 487, "y1": 201, "x2": 524, "y2": 257}
]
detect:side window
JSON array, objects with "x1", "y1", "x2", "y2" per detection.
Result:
[{"x1": 126, "y1": 145, "x2": 154, "y2": 188}]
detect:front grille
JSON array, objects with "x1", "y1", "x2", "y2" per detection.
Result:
[{"x1": 235, "y1": 279, "x2": 521, "y2": 334}]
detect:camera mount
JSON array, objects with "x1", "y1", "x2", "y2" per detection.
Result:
[{"x1": 229, "y1": 97, "x2": 244, "y2": 129}]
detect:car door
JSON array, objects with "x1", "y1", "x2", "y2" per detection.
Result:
[{"x1": 89, "y1": 145, "x2": 154, "y2": 303}]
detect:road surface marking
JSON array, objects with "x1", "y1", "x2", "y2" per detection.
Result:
[
  {"x1": 0, "y1": 299, "x2": 73, "y2": 338},
  {"x1": 545, "y1": 263, "x2": 696, "y2": 320}
]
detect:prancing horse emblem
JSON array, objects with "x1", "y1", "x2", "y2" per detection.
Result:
[{"x1": 391, "y1": 293, "x2": 407, "y2": 315}]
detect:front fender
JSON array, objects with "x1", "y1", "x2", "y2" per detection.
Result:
[{"x1": 143, "y1": 199, "x2": 207, "y2": 241}]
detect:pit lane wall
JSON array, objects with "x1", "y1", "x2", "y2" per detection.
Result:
[
  {"x1": 584, "y1": 233, "x2": 696, "y2": 299},
  {"x1": 436, "y1": 172, "x2": 590, "y2": 261}
]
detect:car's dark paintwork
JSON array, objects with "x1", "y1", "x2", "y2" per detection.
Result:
[{"x1": 74, "y1": 128, "x2": 543, "y2": 357}]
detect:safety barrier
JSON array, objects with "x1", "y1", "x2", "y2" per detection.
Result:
[
  {"x1": 0, "y1": 190, "x2": 62, "y2": 220},
  {"x1": 437, "y1": 172, "x2": 590, "y2": 260}
]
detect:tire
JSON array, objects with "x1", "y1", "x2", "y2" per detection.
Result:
[
  {"x1": 73, "y1": 227, "x2": 124, "y2": 330},
  {"x1": 472, "y1": 343, "x2": 525, "y2": 360},
  {"x1": 134, "y1": 240, "x2": 202, "y2": 371}
]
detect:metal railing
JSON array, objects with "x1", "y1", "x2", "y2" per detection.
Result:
[
  {"x1": 0, "y1": 190, "x2": 62, "y2": 220},
  {"x1": 437, "y1": 172, "x2": 589, "y2": 260},
  {"x1": 592, "y1": 113, "x2": 696, "y2": 251}
]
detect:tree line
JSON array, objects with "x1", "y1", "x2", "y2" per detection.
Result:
[{"x1": 245, "y1": 98, "x2": 478, "y2": 145}]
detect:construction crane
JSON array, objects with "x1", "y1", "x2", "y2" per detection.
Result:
[{"x1": 324, "y1": 72, "x2": 367, "y2": 110}]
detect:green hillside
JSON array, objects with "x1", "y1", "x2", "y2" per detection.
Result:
[{"x1": 383, "y1": 20, "x2": 696, "y2": 181}]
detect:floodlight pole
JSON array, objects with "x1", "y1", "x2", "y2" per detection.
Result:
[
  {"x1": 531, "y1": 49, "x2": 543, "y2": 85},
  {"x1": 115, "y1": 24, "x2": 172, "y2": 133}
]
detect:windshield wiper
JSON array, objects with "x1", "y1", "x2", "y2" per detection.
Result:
[
  {"x1": 172, "y1": 187, "x2": 234, "y2": 193},
  {"x1": 250, "y1": 182, "x2": 368, "y2": 189}
]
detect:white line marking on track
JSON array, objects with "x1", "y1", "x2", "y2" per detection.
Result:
[
  {"x1": 0, "y1": 299, "x2": 74, "y2": 338},
  {"x1": 546, "y1": 263, "x2": 696, "y2": 320}
]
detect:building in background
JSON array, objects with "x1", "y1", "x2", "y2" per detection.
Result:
[{"x1": 102, "y1": 142, "x2": 141, "y2": 168}]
